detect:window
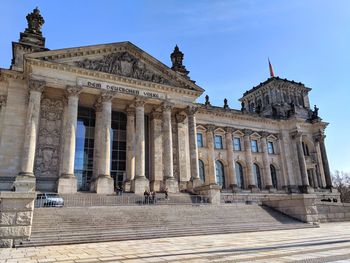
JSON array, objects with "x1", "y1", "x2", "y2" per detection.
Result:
[
  {"x1": 198, "y1": 159, "x2": 205, "y2": 182},
  {"x1": 233, "y1": 137, "x2": 242, "y2": 151},
  {"x1": 270, "y1": 165, "x2": 277, "y2": 189},
  {"x1": 302, "y1": 142, "x2": 310, "y2": 156},
  {"x1": 265, "y1": 95, "x2": 270, "y2": 105},
  {"x1": 251, "y1": 140, "x2": 258, "y2": 153},
  {"x1": 214, "y1": 135, "x2": 223, "y2": 149},
  {"x1": 215, "y1": 160, "x2": 225, "y2": 188},
  {"x1": 267, "y1": 141, "x2": 274, "y2": 154},
  {"x1": 253, "y1": 164, "x2": 262, "y2": 189},
  {"x1": 235, "y1": 162, "x2": 244, "y2": 189},
  {"x1": 197, "y1": 133, "x2": 203, "y2": 147}
]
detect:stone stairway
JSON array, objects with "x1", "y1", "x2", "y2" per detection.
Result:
[{"x1": 18, "y1": 203, "x2": 316, "y2": 247}]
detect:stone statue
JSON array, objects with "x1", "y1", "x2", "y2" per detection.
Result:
[
  {"x1": 204, "y1": 95, "x2": 211, "y2": 106},
  {"x1": 313, "y1": 105, "x2": 319, "y2": 118},
  {"x1": 25, "y1": 7, "x2": 45, "y2": 35},
  {"x1": 223, "y1": 98, "x2": 229, "y2": 109},
  {"x1": 170, "y1": 45, "x2": 189, "y2": 76}
]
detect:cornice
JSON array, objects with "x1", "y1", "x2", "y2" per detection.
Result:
[
  {"x1": 26, "y1": 58, "x2": 202, "y2": 98},
  {"x1": 0, "y1": 69, "x2": 25, "y2": 81}
]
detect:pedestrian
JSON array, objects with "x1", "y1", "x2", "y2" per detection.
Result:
[
  {"x1": 144, "y1": 190, "x2": 150, "y2": 204},
  {"x1": 152, "y1": 191, "x2": 156, "y2": 204},
  {"x1": 164, "y1": 187, "x2": 168, "y2": 200}
]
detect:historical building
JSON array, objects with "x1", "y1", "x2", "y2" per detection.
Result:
[{"x1": 0, "y1": 8, "x2": 332, "y2": 195}]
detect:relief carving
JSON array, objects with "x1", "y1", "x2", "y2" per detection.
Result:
[
  {"x1": 75, "y1": 52, "x2": 173, "y2": 85},
  {"x1": 34, "y1": 98, "x2": 63, "y2": 179}
]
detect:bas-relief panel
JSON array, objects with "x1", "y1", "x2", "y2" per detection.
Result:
[{"x1": 34, "y1": 98, "x2": 63, "y2": 190}]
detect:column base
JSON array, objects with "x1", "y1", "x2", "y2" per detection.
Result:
[
  {"x1": 57, "y1": 176, "x2": 77, "y2": 194},
  {"x1": 131, "y1": 177, "x2": 149, "y2": 194},
  {"x1": 165, "y1": 177, "x2": 178, "y2": 193},
  {"x1": 150, "y1": 180, "x2": 162, "y2": 192},
  {"x1": 123, "y1": 179, "x2": 132, "y2": 192},
  {"x1": 187, "y1": 178, "x2": 203, "y2": 191},
  {"x1": 96, "y1": 175, "x2": 114, "y2": 194},
  {"x1": 194, "y1": 184, "x2": 221, "y2": 205},
  {"x1": 13, "y1": 173, "x2": 36, "y2": 192},
  {"x1": 249, "y1": 185, "x2": 259, "y2": 193},
  {"x1": 300, "y1": 185, "x2": 314, "y2": 194},
  {"x1": 231, "y1": 184, "x2": 241, "y2": 193},
  {"x1": 285, "y1": 185, "x2": 299, "y2": 193}
]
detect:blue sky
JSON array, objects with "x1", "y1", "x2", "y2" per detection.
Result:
[{"x1": 1, "y1": 0, "x2": 349, "y2": 173}]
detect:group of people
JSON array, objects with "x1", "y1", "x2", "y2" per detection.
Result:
[{"x1": 143, "y1": 188, "x2": 168, "y2": 204}]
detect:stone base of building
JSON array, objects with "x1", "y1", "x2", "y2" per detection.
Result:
[
  {"x1": 195, "y1": 184, "x2": 221, "y2": 205},
  {"x1": 123, "y1": 179, "x2": 132, "y2": 192},
  {"x1": 57, "y1": 176, "x2": 77, "y2": 194},
  {"x1": 13, "y1": 174, "x2": 36, "y2": 192},
  {"x1": 164, "y1": 178, "x2": 178, "y2": 193},
  {"x1": 249, "y1": 185, "x2": 260, "y2": 193},
  {"x1": 187, "y1": 178, "x2": 203, "y2": 192},
  {"x1": 150, "y1": 180, "x2": 162, "y2": 192},
  {"x1": 95, "y1": 176, "x2": 114, "y2": 194},
  {"x1": 285, "y1": 185, "x2": 300, "y2": 193},
  {"x1": 300, "y1": 185, "x2": 315, "y2": 194},
  {"x1": 132, "y1": 177, "x2": 149, "y2": 194}
]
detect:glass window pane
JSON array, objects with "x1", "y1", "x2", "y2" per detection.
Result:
[
  {"x1": 267, "y1": 141, "x2": 274, "y2": 154},
  {"x1": 251, "y1": 140, "x2": 258, "y2": 152},
  {"x1": 233, "y1": 137, "x2": 241, "y2": 151},
  {"x1": 197, "y1": 133, "x2": 203, "y2": 147},
  {"x1": 215, "y1": 135, "x2": 223, "y2": 149}
]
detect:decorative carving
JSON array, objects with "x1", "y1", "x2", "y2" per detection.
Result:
[
  {"x1": 66, "y1": 85, "x2": 82, "y2": 97},
  {"x1": 134, "y1": 98, "x2": 146, "y2": 108},
  {"x1": 0, "y1": 95, "x2": 7, "y2": 108},
  {"x1": 34, "y1": 98, "x2": 63, "y2": 179},
  {"x1": 243, "y1": 129, "x2": 253, "y2": 136},
  {"x1": 225, "y1": 127, "x2": 234, "y2": 134},
  {"x1": 25, "y1": 7, "x2": 45, "y2": 35},
  {"x1": 151, "y1": 109, "x2": 162, "y2": 120},
  {"x1": 186, "y1": 105, "x2": 198, "y2": 116},
  {"x1": 261, "y1": 131, "x2": 269, "y2": 138},
  {"x1": 29, "y1": 79, "x2": 45, "y2": 93},
  {"x1": 100, "y1": 90, "x2": 114, "y2": 102},
  {"x1": 161, "y1": 102, "x2": 173, "y2": 112},
  {"x1": 206, "y1": 124, "x2": 216, "y2": 133},
  {"x1": 290, "y1": 131, "x2": 303, "y2": 140},
  {"x1": 170, "y1": 45, "x2": 189, "y2": 76},
  {"x1": 75, "y1": 52, "x2": 172, "y2": 85},
  {"x1": 94, "y1": 100, "x2": 103, "y2": 112},
  {"x1": 126, "y1": 106, "x2": 136, "y2": 116}
]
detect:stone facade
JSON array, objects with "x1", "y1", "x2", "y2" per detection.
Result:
[{"x1": 0, "y1": 8, "x2": 333, "y2": 197}]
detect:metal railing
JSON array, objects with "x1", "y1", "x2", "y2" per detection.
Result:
[{"x1": 35, "y1": 193, "x2": 210, "y2": 208}]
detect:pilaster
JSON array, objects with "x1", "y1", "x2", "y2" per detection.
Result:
[
  {"x1": 261, "y1": 132, "x2": 273, "y2": 190},
  {"x1": 150, "y1": 109, "x2": 163, "y2": 191},
  {"x1": 243, "y1": 129, "x2": 256, "y2": 190},
  {"x1": 124, "y1": 106, "x2": 136, "y2": 192},
  {"x1": 225, "y1": 127, "x2": 237, "y2": 189}
]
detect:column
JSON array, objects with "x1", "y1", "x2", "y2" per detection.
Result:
[
  {"x1": 150, "y1": 109, "x2": 163, "y2": 191},
  {"x1": 243, "y1": 129, "x2": 256, "y2": 190},
  {"x1": 314, "y1": 135, "x2": 326, "y2": 188},
  {"x1": 132, "y1": 98, "x2": 149, "y2": 194},
  {"x1": 318, "y1": 133, "x2": 332, "y2": 188},
  {"x1": 14, "y1": 80, "x2": 45, "y2": 192},
  {"x1": 176, "y1": 113, "x2": 190, "y2": 190},
  {"x1": 280, "y1": 131, "x2": 297, "y2": 192},
  {"x1": 57, "y1": 86, "x2": 80, "y2": 193},
  {"x1": 206, "y1": 125, "x2": 216, "y2": 185},
  {"x1": 0, "y1": 95, "x2": 7, "y2": 141},
  {"x1": 293, "y1": 132, "x2": 310, "y2": 193},
  {"x1": 124, "y1": 106, "x2": 135, "y2": 192},
  {"x1": 162, "y1": 103, "x2": 178, "y2": 193},
  {"x1": 276, "y1": 134, "x2": 288, "y2": 189},
  {"x1": 95, "y1": 91, "x2": 114, "y2": 194},
  {"x1": 225, "y1": 127, "x2": 237, "y2": 188},
  {"x1": 187, "y1": 106, "x2": 202, "y2": 188},
  {"x1": 261, "y1": 132, "x2": 273, "y2": 190}
]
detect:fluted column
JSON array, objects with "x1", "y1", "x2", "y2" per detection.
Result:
[
  {"x1": 124, "y1": 106, "x2": 135, "y2": 192},
  {"x1": 243, "y1": 129, "x2": 256, "y2": 190},
  {"x1": 57, "y1": 86, "x2": 81, "y2": 193},
  {"x1": 150, "y1": 109, "x2": 163, "y2": 191},
  {"x1": 313, "y1": 135, "x2": 326, "y2": 188},
  {"x1": 225, "y1": 127, "x2": 237, "y2": 188},
  {"x1": 162, "y1": 103, "x2": 178, "y2": 193},
  {"x1": 0, "y1": 95, "x2": 7, "y2": 141},
  {"x1": 317, "y1": 133, "x2": 332, "y2": 188},
  {"x1": 132, "y1": 98, "x2": 149, "y2": 194},
  {"x1": 91, "y1": 101, "x2": 103, "y2": 191},
  {"x1": 206, "y1": 125, "x2": 216, "y2": 185},
  {"x1": 293, "y1": 132, "x2": 310, "y2": 192},
  {"x1": 186, "y1": 106, "x2": 202, "y2": 188},
  {"x1": 95, "y1": 91, "x2": 114, "y2": 194},
  {"x1": 14, "y1": 80, "x2": 45, "y2": 192},
  {"x1": 261, "y1": 132, "x2": 273, "y2": 189}
]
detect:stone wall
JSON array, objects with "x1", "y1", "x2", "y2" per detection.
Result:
[
  {"x1": 317, "y1": 202, "x2": 350, "y2": 222},
  {"x1": 0, "y1": 192, "x2": 36, "y2": 247}
]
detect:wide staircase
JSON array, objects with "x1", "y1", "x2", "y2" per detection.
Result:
[{"x1": 18, "y1": 202, "x2": 316, "y2": 247}]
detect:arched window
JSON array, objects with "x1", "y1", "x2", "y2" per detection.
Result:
[
  {"x1": 215, "y1": 160, "x2": 225, "y2": 188},
  {"x1": 198, "y1": 159, "x2": 205, "y2": 182},
  {"x1": 235, "y1": 162, "x2": 244, "y2": 189},
  {"x1": 270, "y1": 164, "x2": 277, "y2": 189},
  {"x1": 253, "y1": 163, "x2": 262, "y2": 189}
]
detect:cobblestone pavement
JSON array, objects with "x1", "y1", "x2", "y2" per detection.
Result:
[{"x1": 1, "y1": 222, "x2": 350, "y2": 263}]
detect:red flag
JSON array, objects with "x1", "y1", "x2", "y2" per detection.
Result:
[{"x1": 268, "y1": 58, "x2": 275, "y2": 77}]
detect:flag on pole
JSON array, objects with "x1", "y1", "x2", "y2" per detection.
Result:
[{"x1": 268, "y1": 58, "x2": 275, "y2": 77}]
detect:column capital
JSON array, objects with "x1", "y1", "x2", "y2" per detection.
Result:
[
  {"x1": 261, "y1": 131, "x2": 269, "y2": 138},
  {"x1": 0, "y1": 95, "x2": 7, "y2": 107},
  {"x1": 225, "y1": 127, "x2": 234, "y2": 134},
  {"x1": 186, "y1": 105, "x2": 198, "y2": 116},
  {"x1": 100, "y1": 90, "x2": 114, "y2": 102},
  {"x1": 94, "y1": 100, "x2": 103, "y2": 112},
  {"x1": 161, "y1": 102, "x2": 174, "y2": 112},
  {"x1": 290, "y1": 130, "x2": 303, "y2": 140},
  {"x1": 66, "y1": 85, "x2": 82, "y2": 98},
  {"x1": 206, "y1": 124, "x2": 216, "y2": 133},
  {"x1": 175, "y1": 113, "x2": 187, "y2": 123},
  {"x1": 243, "y1": 129, "x2": 253, "y2": 136},
  {"x1": 28, "y1": 79, "x2": 45, "y2": 93},
  {"x1": 313, "y1": 131, "x2": 326, "y2": 142},
  {"x1": 134, "y1": 98, "x2": 146, "y2": 108},
  {"x1": 126, "y1": 105, "x2": 136, "y2": 116}
]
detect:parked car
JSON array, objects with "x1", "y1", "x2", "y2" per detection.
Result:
[{"x1": 35, "y1": 193, "x2": 64, "y2": 208}]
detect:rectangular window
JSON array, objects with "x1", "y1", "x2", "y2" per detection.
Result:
[
  {"x1": 267, "y1": 141, "x2": 274, "y2": 154},
  {"x1": 233, "y1": 137, "x2": 241, "y2": 151},
  {"x1": 214, "y1": 135, "x2": 223, "y2": 149},
  {"x1": 197, "y1": 133, "x2": 203, "y2": 147},
  {"x1": 251, "y1": 140, "x2": 258, "y2": 153}
]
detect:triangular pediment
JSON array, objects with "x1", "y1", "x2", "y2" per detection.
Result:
[{"x1": 25, "y1": 41, "x2": 204, "y2": 93}]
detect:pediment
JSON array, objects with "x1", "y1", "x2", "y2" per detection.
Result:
[{"x1": 25, "y1": 41, "x2": 204, "y2": 93}]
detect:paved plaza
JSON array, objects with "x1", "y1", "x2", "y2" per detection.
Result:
[{"x1": 1, "y1": 222, "x2": 350, "y2": 263}]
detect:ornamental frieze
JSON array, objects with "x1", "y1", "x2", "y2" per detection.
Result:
[{"x1": 75, "y1": 52, "x2": 173, "y2": 85}]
